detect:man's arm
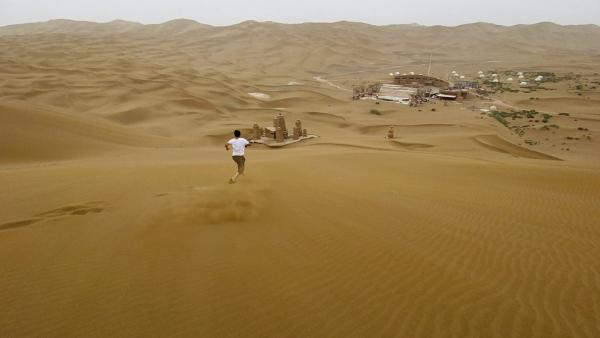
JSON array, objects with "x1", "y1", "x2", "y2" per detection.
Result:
[{"x1": 225, "y1": 143, "x2": 230, "y2": 151}]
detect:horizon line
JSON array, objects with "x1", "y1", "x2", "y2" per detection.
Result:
[{"x1": 1, "y1": 18, "x2": 599, "y2": 30}]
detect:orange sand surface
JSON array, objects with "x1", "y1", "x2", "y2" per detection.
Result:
[{"x1": 1, "y1": 20, "x2": 600, "y2": 337}]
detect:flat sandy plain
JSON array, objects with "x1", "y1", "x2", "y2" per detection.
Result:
[{"x1": 1, "y1": 20, "x2": 600, "y2": 337}]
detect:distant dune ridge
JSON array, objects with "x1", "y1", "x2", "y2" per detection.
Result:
[{"x1": 1, "y1": 19, "x2": 600, "y2": 338}]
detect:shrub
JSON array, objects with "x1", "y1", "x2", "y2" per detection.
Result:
[{"x1": 370, "y1": 109, "x2": 382, "y2": 115}]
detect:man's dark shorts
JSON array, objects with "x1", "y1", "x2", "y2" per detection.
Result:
[{"x1": 232, "y1": 156, "x2": 245, "y2": 174}]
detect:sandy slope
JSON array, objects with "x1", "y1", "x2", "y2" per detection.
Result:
[{"x1": 1, "y1": 20, "x2": 600, "y2": 337}]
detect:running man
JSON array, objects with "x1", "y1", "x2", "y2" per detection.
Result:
[{"x1": 225, "y1": 130, "x2": 250, "y2": 184}]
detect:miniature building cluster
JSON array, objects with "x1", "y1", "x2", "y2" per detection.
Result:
[
  {"x1": 251, "y1": 113, "x2": 315, "y2": 146},
  {"x1": 387, "y1": 126, "x2": 395, "y2": 139}
]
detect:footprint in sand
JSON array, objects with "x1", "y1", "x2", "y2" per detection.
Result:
[
  {"x1": 35, "y1": 201, "x2": 106, "y2": 217},
  {"x1": 0, "y1": 201, "x2": 107, "y2": 231},
  {"x1": 0, "y1": 219, "x2": 41, "y2": 231}
]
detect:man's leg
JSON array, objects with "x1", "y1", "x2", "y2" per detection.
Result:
[
  {"x1": 230, "y1": 156, "x2": 242, "y2": 183},
  {"x1": 239, "y1": 156, "x2": 245, "y2": 175}
]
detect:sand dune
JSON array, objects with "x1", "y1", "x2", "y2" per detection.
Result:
[
  {"x1": 390, "y1": 140, "x2": 435, "y2": 149},
  {"x1": 0, "y1": 102, "x2": 178, "y2": 163},
  {"x1": 516, "y1": 97, "x2": 600, "y2": 115},
  {"x1": 473, "y1": 135, "x2": 562, "y2": 160},
  {"x1": 1, "y1": 19, "x2": 600, "y2": 338},
  {"x1": 2, "y1": 149, "x2": 599, "y2": 337}
]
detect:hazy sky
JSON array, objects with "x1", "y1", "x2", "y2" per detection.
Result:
[{"x1": 1, "y1": 0, "x2": 599, "y2": 27}]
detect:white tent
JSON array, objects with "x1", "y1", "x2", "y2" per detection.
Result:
[
  {"x1": 507, "y1": 78, "x2": 514, "y2": 81},
  {"x1": 460, "y1": 75, "x2": 465, "y2": 79},
  {"x1": 493, "y1": 79, "x2": 499, "y2": 83},
  {"x1": 520, "y1": 81, "x2": 528, "y2": 86}
]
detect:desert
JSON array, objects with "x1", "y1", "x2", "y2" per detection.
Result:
[{"x1": 1, "y1": 19, "x2": 600, "y2": 337}]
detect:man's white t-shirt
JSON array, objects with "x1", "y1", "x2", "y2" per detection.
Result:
[{"x1": 228, "y1": 138, "x2": 249, "y2": 156}]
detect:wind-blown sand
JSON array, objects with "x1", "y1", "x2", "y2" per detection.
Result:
[{"x1": 1, "y1": 19, "x2": 600, "y2": 337}]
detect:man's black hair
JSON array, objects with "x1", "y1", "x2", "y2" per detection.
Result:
[{"x1": 234, "y1": 130, "x2": 241, "y2": 137}]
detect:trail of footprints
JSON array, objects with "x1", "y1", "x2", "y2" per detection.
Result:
[{"x1": 0, "y1": 201, "x2": 106, "y2": 231}]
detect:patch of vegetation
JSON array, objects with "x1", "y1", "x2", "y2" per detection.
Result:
[
  {"x1": 511, "y1": 126, "x2": 526, "y2": 136},
  {"x1": 577, "y1": 127, "x2": 590, "y2": 131},
  {"x1": 488, "y1": 111, "x2": 510, "y2": 127},
  {"x1": 549, "y1": 124, "x2": 560, "y2": 129},
  {"x1": 524, "y1": 110, "x2": 539, "y2": 119},
  {"x1": 542, "y1": 113, "x2": 552, "y2": 123},
  {"x1": 531, "y1": 72, "x2": 568, "y2": 83},
  {"x1": 558, "y1": 113, "x2": 570, "y2": 116},
  {"x1": 369, "y1": 109, "x2": 382, "y2": 116},
  {"x1": 489, "y1": 110, "x2": 545, "y2": 129},
  {"x1": 524, "y1": 140, "x2": 538, "y2": 145}
]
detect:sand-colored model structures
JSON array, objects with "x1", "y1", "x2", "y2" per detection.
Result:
[
  {"x1": 251, "y1": 113, "x2": 318, "y2": 147},
  {"x1": 387, "y1": 126, "x2": 395, "y2": 139}
]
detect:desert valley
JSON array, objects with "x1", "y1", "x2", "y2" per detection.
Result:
[{"x1": 1, "y1": 19, "x2": 600, "y2": 337}]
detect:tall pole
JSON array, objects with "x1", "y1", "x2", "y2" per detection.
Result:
[{"x1": 427, "y1": 53, "x2": 432, "y2": 76}]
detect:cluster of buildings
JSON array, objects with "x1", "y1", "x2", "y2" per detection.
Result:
[
  {"x1": 354, "y1": 68, "x2": 551, "y2": 106},
  {"x1": 354, "y1": 73, "x2": 470, "y2": 105},
  {"x1": 478, "y1": 71, "x2": 544, "y2": 87}
]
